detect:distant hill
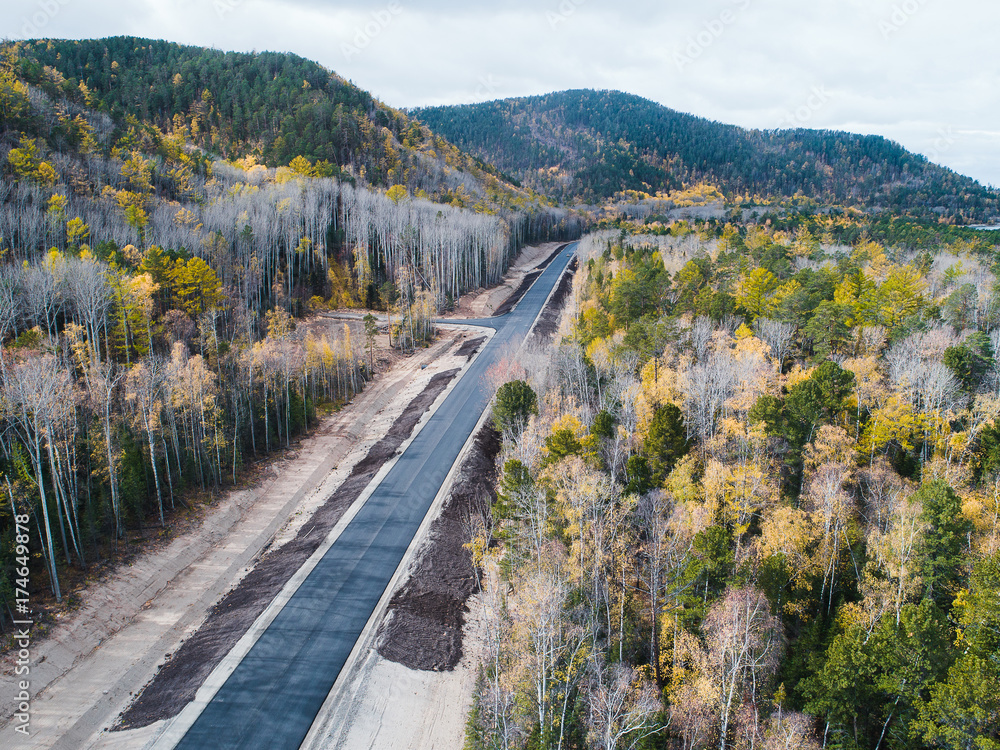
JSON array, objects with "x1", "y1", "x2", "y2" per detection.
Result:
[{"x1": 413, "y1": 89, "x2": 999, "y2": 222}]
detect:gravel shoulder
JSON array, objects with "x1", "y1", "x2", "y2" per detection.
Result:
[{"x1": 0, "y1": 328, "x2": 477, "y2": 750}]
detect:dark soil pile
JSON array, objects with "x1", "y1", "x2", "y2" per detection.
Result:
[
  {"x1": 115, "y1": 369, "x2": 461, "y2": 730},
  {"x1": 530, "y1": 256, "x2": 578, "y2": 343},
  {"x1": 376, "y1": 424, "x2": 501, "y2": 672},
  {"x1": 454, "y1": 336, "x2": 486, "y2": 360}
]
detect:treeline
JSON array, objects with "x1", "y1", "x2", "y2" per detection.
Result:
[
  {"x1": 414, "y1": 90, "x2": 1000, "y2": 222},
  {"x1": 465, "y1": 224, "x2": 1000, "y2": 749}
]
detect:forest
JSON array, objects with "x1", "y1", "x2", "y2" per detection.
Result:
[
  {"x1": 3, "y1": 31, "x2": 1000, "y2": 750},
  {"x1": 464, "y1": 220, "x2": 1000, "y2": 749},
  {"x1": 0, "y1": 39, "x2": 581, "y2": 625},
  {"x1": 414, "y1": 90, "x2": 1000, "y2": 222},
  {"x1": 10, "y1": 36, "x2": 523, "y2": 189}
]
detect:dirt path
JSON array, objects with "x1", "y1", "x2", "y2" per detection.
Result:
[{"x1": 0, "y1": 329, "x2": 478, "y2": 750}]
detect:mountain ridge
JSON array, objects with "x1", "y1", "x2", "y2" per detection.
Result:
[{"x1": 413, "y1": 88, "x2": 999, "y2": 222}]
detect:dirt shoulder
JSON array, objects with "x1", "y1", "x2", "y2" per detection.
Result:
[{"x1": 0, "y1": 328, "x2": 481, "y2": 750}]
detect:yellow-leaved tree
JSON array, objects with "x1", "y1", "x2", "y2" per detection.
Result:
[{"x1": 735, "y1": 267, "x2": 778, "y2": 319}]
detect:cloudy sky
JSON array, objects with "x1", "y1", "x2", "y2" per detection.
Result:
[{"x1": 4, "y1": 0, "x2": 998, "y2": 187}]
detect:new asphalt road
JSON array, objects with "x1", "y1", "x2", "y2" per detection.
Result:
[{"x1": 172, "y1": 242, "x2": 577, "y2": 749}]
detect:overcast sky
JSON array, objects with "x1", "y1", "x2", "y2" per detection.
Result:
[{"x1": 4, "y1": 0, "x2": 998, "y2": 188}]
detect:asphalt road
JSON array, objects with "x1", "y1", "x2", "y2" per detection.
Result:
[{"x1": 172, "y1": 241, "x2": 577, "y2": 750}]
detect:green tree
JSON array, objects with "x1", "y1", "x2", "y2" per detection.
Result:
[
  {"x1": 644, "y1": 403, "x2": 689, "y2": 482},
  {"x1": 804, "y1": 602, "x2": 952, "y2": 750},
  {"x1": 673, "y1": 259, "x2": 707, "y2": 311},
  {"x1": 591, "y1": 410, "x2": 615, "y2": 439},
  {"x1": 943, "y1": 332, "x2": 993, "y2": 393},
  {"x1": 803, "y1": 301, "x2": 852, "y2": 358},
  {"x1": 171, "y1": 257, "x2": 223, "y2": 317},
  {"x1": 878, "y1": 265, "x2": 925, "y2": 327},
  {"x1": 736, "y1": 267, "x2": 778, "y2": 319},
  {"x1": 609, "y1": 267, "x2": 655, "y2": 325},
  {"x1": 942, "y1": 283, "x2": 979, "y2": 330},
  {"x1": 624, "y1": 454, "x2": 652, "y2": 495},
  {"x1": 544, "y1": 428, "x2": 582, "y2": 463},
  {"x1": 915, "y1": 480, "x2": 972, "y2": 609},
  {"x1": 784, "y1": 360, "x2": 855, "y2": 446},
  {"x1": 914, "y1": 553, "x2": 1000, "y2": 748},
  {"x1": 493, "y1": 380, "x2": 537, "y2": 434},
  {"x1": 495, "y1": 458, "x2": 533, "y2": 523},
  {"x1": 749, "y1": 394, "x2": 784, "y2": 437}
]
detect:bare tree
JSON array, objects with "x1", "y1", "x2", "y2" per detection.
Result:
[
  {"x1": 633, "y1": 490, "x2": 697, "y2": 685},
  {"x1": 585, "y1": 660, "x2": 662, "y2": 750},
  {"x1": 752, "y1": 318, "x2": 795, "y2": 371},
  {"x1": 3, "y1": 354, "x2": 69, "y2": 600},
  {"x1": 125, "y1": 358, "x2": 167, "y2": 525},
  {"x1": 704, "y1": 586, "x2": 782, "y2": 750}
]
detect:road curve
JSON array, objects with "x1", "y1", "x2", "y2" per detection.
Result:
[{"x1": 170, "y1": 242, "x2": 577, "y2": 749}]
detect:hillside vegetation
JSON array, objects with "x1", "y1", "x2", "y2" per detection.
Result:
[{"x1": 414, "y1": 90, "x2": 999, "y2": 222}]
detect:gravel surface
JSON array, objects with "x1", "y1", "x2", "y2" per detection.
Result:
[{"x1": 114, "y1": 369, "x2": 461, "y2": 730}]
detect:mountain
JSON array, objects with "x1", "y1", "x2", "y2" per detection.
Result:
[
  {"x1": 413, "y1": 89, "x2": 1000, "y2": 222},
  {"x1": 1, "y1": 36, "x2": 528, "y2": 201}
]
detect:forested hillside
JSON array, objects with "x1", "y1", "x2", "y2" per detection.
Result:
[
  {"x1": 467, "y1": 218, "x2": 1000, "y2": 749},
  {"x1": 0, "y1": 39, "x2": 582, "y2": 625},
  {"x1": 10, "y1": 36, "x2": 525, "y2": 191},
  {"x1": 414, "y1": 90, "x2": 1000, "y2": 222}
]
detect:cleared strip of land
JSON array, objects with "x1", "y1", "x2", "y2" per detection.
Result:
[{"x1": 0, "y1": 242, "x2": 564, "y2": 750}]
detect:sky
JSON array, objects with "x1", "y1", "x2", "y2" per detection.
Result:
[{"x1": 4, "y1": 0, "x2": 999, "y2": 188}]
